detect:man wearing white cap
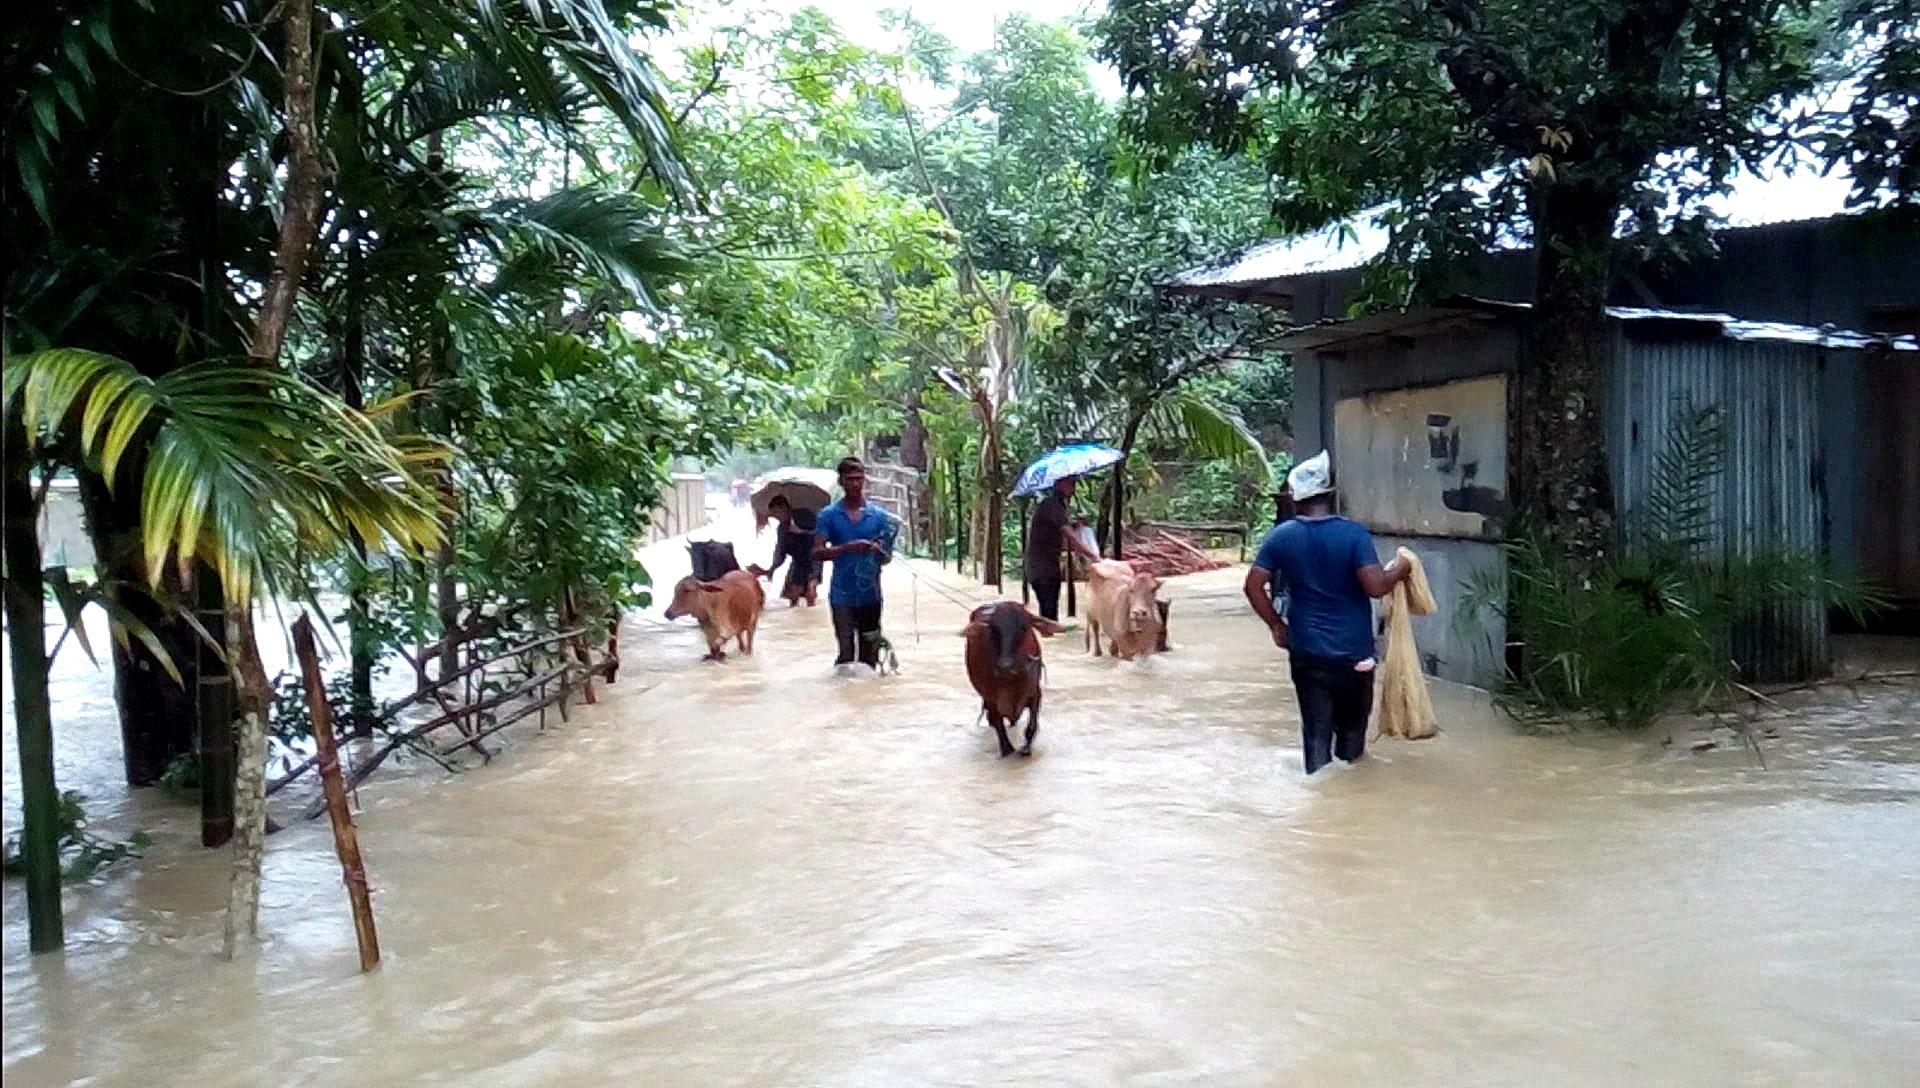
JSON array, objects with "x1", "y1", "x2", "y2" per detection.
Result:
[{"x1": 1244, "y1": 451, "x2": 1410, "y2": 774}]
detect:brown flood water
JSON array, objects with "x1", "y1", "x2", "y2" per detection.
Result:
[{"x1": 5, "y1": 529, "x2": 1919, "y2": 1087}]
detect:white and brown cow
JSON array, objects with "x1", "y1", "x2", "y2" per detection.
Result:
[{"x1": 1085, "y1": 559, "x2": 1164, "y2": 661}]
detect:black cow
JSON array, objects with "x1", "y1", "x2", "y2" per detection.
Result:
[{"x1": 688, "y1": 539, "x2": 741, "y2": 582}]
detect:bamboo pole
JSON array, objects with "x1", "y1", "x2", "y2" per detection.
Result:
[
  {"x1": 4, "y1": 417, "x2": 63, "y2": 952},
  {"x1": 291, "y1": 614, "x2": 381, "y2": 972}
]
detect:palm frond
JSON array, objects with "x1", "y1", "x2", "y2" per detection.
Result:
[
  {"x1": 7, "y1": 349, "x2": 444, "y2": 606},
  {"x1": 1638, "y1": 395, "x2": 1724, "y2": 558},
  {"x1": 479, "y1": 188, "x2": 686, "y2": 309},
  {"x1": 1143, "y1": 388, "x2": 1275, "y2": 483}
]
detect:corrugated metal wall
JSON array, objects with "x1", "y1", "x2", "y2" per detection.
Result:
[{"x1": 1604, "y1": 331, "x2": 1829, "y2": 681}]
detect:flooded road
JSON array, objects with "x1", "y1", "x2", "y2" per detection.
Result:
[{"x1": 5, "y1": 535, "x2": 1919, "y2": 1086}]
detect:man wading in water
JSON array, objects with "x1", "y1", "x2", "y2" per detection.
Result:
[
  {"x1": 1024, "y1": 474, "x2": 1102, "y2": 622},
  {"x1": 1243, "y1": 451, "x2": 1409, "y2": 774},
  {"x1": 814, "y1": 456, "x2": 894, "y2": 670}
]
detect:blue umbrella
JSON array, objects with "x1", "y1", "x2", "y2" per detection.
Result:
[{"x1": 1011, "y1": 443, "x2": 1125, "y2": 498}]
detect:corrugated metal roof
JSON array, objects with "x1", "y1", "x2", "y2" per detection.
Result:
[
  {"x1": 1272, "y1": 297, "x2": 1920, "y2": 353},
  {"x1": 1169, "y1": 206, "x2": 1401, "y2": 289},
  {"x1": 1170, "y1": 166, "x2": 1869, "y2": 292}
]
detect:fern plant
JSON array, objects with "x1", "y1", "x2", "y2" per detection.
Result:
[{"x1": 1461, "y1": 396, "x2": 1883, "y2": 730}]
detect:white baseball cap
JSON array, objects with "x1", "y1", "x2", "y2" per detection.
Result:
[{"x1": 1287, "y1": 449, "x2": 1334, "y2": 501}]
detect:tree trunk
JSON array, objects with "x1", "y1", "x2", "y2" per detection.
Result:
[
  {"x1": 1519, "y1": 183, "x2": 1617, "y2": 577},
  {"x1": 75, "y1": 471, "x2": 198, "y2": 785},
  {"x1": 248, "y1": 0, "x2": 326, "y2": 369},
  {"x1": 342, "y1": 221, "x2": 376, "y2": 736},
  {"x1": 1108, "y1": 411, "x2": 1146, "y2": 560},
  {"x1": 900, "y1": 387, "x2": 930, "y2": 471},
  {"x1": 218, "y1": 0, "x2": 327, "y2": 929},
  {"x1": 975, "y1": 417, "x2": 1005, "y2": 588},
  {"x1": 222, "y1": 604, "x2": 273, "y2": 957},
  {"x1": 4, "y1": 415, "x2": 64, "y2": 953}
]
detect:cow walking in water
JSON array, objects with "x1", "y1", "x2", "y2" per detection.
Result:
[
  {"x1": 1085, "y1": 559, "x2": 1164, "y2": 661},
  {"x1": 664, "y1": 570, "x2": 764, "y2": 662},
  {"x1": 962, "y1": 602, "x2": 1064, "y2": 757}
]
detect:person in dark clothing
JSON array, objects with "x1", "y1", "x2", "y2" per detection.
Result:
[
  {"x1": 757, "y1": 495, "x2": 820, "y2": 607},
  {"x1": 814, "y1": 457, "x2": 895, "y2": 668},
  {"x1": 1243, "y1": 451, "x2": 1409, "y2": 774},
  {"x1": 1023, "y1": 475, "x2": 1101, "y2": 622}
]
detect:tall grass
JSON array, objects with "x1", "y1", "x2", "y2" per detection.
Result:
[{"x1": 1461, "y1": 399, "x2": 1883, "y2": 730}]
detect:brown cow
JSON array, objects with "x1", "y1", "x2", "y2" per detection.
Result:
[
  {"x1": 962, "y1": 602, "x2": 1064, "y2": 757},
  {"x1": 663, "y1": 570, "x2": 764, "y2": 661},
  {"x1": 1085, "y1": 559, "x2": 1164, "y2": 661}
]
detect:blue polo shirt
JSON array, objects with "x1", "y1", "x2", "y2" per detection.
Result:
[
  {"x1": 1252, "y1": 515, "x2": 1380, "y2": 662},
  {"x1": 816, "y1": 501, "x2": 894, "y2": 607}
]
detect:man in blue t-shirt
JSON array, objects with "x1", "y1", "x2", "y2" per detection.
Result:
[
  {"x1": 1244, "y1": 450, "x2": 1409, "y2": 774},
  {"x1": 813, "y1": 456, "x2": 895, "y2": 669}
]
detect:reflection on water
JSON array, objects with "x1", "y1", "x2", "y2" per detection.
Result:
[{"x1": 4, "y1": 535, "x2": 1918, "y2": 1087}]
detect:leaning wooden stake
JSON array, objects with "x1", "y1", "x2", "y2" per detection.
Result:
[{"x1": 291, "y1": 615, "x2": 381, "y2": 972}]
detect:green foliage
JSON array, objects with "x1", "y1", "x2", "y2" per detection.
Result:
[
  {"x1": 1460, "y1": 400, "x2": 1884, "y2": 729},
  {"x1": 5, "y1": 350, "x2": 445, "y2": 608},
  {"x1": 1100, "y1": 0, "x2": 1912, "y2": 309},
  {"x1": 1160, "y1": 460, "x2": 1263, "y2": 528},
  {"x1": 157, "y1": 753, "x2": 203, "y2": 799},
  {"x1": 2, "y1": 792, "x2": 151, "y2": 883}
]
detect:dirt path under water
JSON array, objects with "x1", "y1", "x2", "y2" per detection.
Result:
[{"x1": 5, "y1": 525, "x2": 1918, "y2": 1087}]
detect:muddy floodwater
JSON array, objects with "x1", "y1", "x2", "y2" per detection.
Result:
[{"x1": 5, "y1": 537, "x2": 1918, "y2": 1086}]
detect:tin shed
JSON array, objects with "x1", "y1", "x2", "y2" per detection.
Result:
[{"x1": 1274, "y1": 300, "x2": 1918, "y2": 686}]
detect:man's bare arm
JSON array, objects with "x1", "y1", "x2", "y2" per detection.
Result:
[
  {"x1": 1355, "y1": 556, "x2": 1408, "y2": 599},
  {"x1": 1244, "y1": 567, "x2": 1288, "y2": 648}
]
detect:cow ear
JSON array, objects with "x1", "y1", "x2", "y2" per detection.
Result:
[{"x1": 701, "y1": 583, "x2": 725, "y2": 594}]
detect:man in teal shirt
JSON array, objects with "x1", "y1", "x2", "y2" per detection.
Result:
[{"x1": 813, "y1": 456, "x2": 895, "y2": 668}]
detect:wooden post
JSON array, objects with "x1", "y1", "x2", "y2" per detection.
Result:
[
  {"x1": 1019, "y1": 498, "x2": 1030, "y2": 606},
  {"x1": 560, "y1": 587, "x2": 596, "y2": 705},
  {"x1": 197, "y1": 564, "x2": 235, "y2": 848},
  {"x1": 951, "y1": 456, "x2": 966, "y2": 570},
  {"x1": 291, "y1": 614, "x2": 381, "y2": 973}
]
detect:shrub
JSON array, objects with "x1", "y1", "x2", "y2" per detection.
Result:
[{"x1": 1462, "y1": 400, "x2": 1882, "y2": 730}]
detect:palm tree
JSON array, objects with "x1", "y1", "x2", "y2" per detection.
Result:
[
  {"x1": 4, "y1": 350, "x2": 444, "y2": 955},
  {"x1": 7, "y1": 0, "x2": 689, "y2": 784}
]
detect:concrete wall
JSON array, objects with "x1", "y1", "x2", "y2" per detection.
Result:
[
  {"x1": 1289, "y1": 324, "x2": 1522, "y2": 687},
  {"x1": 1289, "y1": 322, "x2": 1521, "y2": 465}
]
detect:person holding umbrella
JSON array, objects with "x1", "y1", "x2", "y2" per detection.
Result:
[
  {"x1": 1024, "y1": 475, "x2": 1101, "y2": 622},
  {"x1": 1013, "y1": 443, "x2": 1124, "y2": 622},
  {"x1": 757, "y1": 495, "x2": 820, "y2": 607}
]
